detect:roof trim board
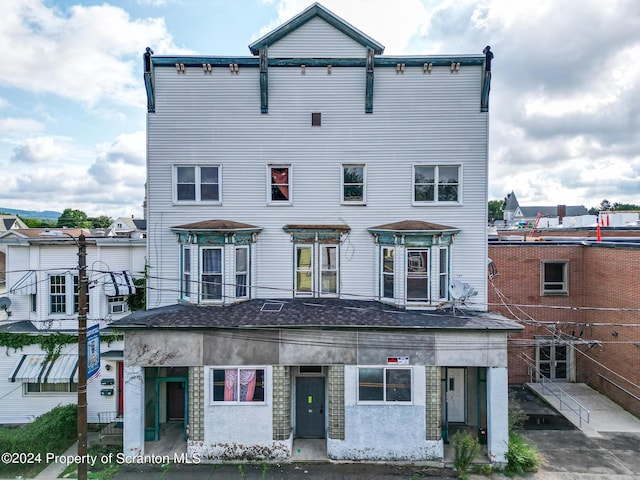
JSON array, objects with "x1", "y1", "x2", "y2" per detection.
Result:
[{"x1": 248, "y1": 3, "x2": 384, "y2": 55}]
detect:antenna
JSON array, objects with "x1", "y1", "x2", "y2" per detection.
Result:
[{"x1": 449, "y1": 279, "x2": 477, "y2": 315}]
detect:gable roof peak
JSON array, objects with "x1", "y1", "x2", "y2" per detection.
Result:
[{"x1": 249, "y1": 2, "x2": 384, "y2": 55}]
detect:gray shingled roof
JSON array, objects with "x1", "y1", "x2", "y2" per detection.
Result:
[
  {"x1": 111, "y1": 299, "x2": 522, "y2": 332},
  {"x1": 520, "y1": 206, "x2": 588, "y2": 217}
]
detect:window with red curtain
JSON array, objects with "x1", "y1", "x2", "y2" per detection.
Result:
[{"x1": 270, "y1": 166, "x2": 289, "y2": 201}]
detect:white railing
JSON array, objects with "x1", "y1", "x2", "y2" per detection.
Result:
[{"x1": 520, "y1": 352, "x2": 590, "y2": 427}]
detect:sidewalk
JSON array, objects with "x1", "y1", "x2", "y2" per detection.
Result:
[{"x1": 34, "y1": 432, "x2": 100, "y2": 480}]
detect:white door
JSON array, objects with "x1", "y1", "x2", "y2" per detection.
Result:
[{"x1": 446, "y1": 368, "x2": 466, "y2": 423}]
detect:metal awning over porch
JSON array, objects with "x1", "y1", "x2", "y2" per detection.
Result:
[
  {"x1": 104, "y1": 271, "x2": 135, "y2": 296},
  {"x1": 9, "y1": 270, "x2": 37, "y2": 295},
  {"x1": 9, "y1": 354, "x2": 78, "y2": 383}
]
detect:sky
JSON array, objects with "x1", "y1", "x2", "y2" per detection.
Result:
[{"x1": 0, "y1": 0, "x2": 638, "y2": 218}]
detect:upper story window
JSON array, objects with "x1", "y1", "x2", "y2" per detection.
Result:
[
  {"x1": 342, "y1": 164, "x2": 366, "y2": 204},
  {"x1": 235, "y1": 247, "x2": 249, "y2": 299},
  {"x1": 295, "y1": 244, "x2": 338, "y2": 297},
  {"x1": 413, "y1": 165, "x2": 461, "y2": 204},
  {"x1": 284, "y1": 225, "x2": 350, "y2": 299},
  {"x1": 50, "y1": 274, "x2": 88, "y2": 315},
  {"x1": 406, "y1": 250, "x2": 429, "y2": 302},
  {"x1": 172, "y1": 220, "x2": 262, "y2": 305},
  {"x1": 181, "y1": 245, "x2": 191, "y2": 301},
  {"x1": 368, "y1": 220, "x2": 459, "y2": 307},
  {"x1": 268, "y1": 165, "x2": 291, "y2": 204},
  {"x1": 541, "y1": 261, "x2": 568, "y2": 295},
  {"x1": 358, "y1": 367, "x2": 412, "y2": 403},
  {"x1": 202, "y1": 247, "x2": 223, "y2": 302},
  {"x1": 175, "y1": 165, "x2": 220, "y2": 203}
]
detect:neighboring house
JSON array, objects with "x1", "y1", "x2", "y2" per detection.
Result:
[
  {"x1": 502, "y1": 191, "x2": 589, "y2": 226},
  {"x1": 0, "y1": 228, "x2": 146, "y2": 423},
  {"x1": 0, "y1": 216, "x2": 29, "y2": 285},
  {"x1": 114, "y1": 3, "x2": 520, "y2": 465},
  {"x1": 488, "y1": 238, "x2": 640, "y2": 418},
  {"x1": 108, "y1": 217, "x2": 147, "y2": 238},
  {"x1": 0, "y1": 214, "x2": 28, "y2": 233}
]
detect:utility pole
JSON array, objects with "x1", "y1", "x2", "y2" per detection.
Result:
[{"x1": 77, "y1": 233, "x2": 88, "y2": 480}]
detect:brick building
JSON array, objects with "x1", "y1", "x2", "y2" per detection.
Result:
[{"x1": 488, "y1": 240, "x2": 640, "y2": 417}]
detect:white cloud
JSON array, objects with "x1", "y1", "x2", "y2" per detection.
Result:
[
  {"x1": 10, "y1": 136, "x2": 69, "y2": 163},
  {"x1": 0, "y1": 117, "x2": 45, "y2": 133},
  {"x1": 0, "y1": 0, "x2": 191, "y2": 108},
  {"x1": 260, "y1": 0, "x2": 429, "y2": 53}
]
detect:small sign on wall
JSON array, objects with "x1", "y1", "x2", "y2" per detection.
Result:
[{"x1": 387, "y1": 356, "x2": 409, "y2": 365}]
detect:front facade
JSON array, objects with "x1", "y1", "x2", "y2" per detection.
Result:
[
  {"x1": 489, "y1": 239, "x2": 640, "y2": 417},
  {"x1": 0, "y1": 228, "x2": 145, "y2": 423},
  {"x1": 120, "y1": 3, "x2": 519, "y2": 464}
]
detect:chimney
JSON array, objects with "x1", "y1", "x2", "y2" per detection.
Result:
[{"x1": 557, "y1": 205, "x2": 567, "y2": 225}]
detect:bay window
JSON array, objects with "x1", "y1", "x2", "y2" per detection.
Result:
[{"x1": 406, "y1": 250, "x2": 429, "y2": 302}]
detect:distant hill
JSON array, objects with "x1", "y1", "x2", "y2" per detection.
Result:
[{"x1": 0, "y1": 207, "x2": 61, "y2": 221}]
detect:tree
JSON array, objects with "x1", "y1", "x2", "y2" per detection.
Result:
[
  {"x1": 89, "y1": 215, "x2": 113, "y2": 229},
  {"x1": 488, "y1": 199, "x2": 506, "y2": 224},
  {"x1": 612, "y1": 202, "x2": 640, "y2": 211},
  {"x1": 598, "y1": 199, "x2": 613, "y2": 211},
  {"x1": 56, "y1": 208, "x2": 91, "y2": 228},
  {"x1": 20, "y1": 217, "x2": 57, "y2": 228}
]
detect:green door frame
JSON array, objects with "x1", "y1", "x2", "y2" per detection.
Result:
[{"x1": 154, "y1": 376, "x2": 189, "y2": 441}]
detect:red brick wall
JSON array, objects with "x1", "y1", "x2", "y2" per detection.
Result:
[{"x1": 489, "y1": 243, "x2": 640, "y2": 416}]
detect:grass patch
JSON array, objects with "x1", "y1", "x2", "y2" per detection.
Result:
[
  {"x1": 58, "y1": 444, "x2": 121, "y2": 479},
  {"x1": 0, "y1": 404, "x2": 77, "y2": 478}
]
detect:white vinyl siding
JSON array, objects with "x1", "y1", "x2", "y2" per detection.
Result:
[
  {"x1": 268, "y1": 17, "x2": 367, "y2": 58},
  {"x1": 146, "y1": 62, "x2": 488, "y2": 308}
]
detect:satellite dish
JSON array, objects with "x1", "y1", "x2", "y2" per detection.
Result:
[
  {"x1": 0, "y1": 297, "x2": 11, "y2": 310},
  {"x1": 449, "y1": 279, "x2": 477, "y2": 316},
  {"x1": 449, "y1": 280, "x2": 478, "y2": 302}
]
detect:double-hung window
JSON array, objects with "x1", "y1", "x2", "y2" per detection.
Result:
[
  {"x1": 181, "y1": 245, "x2": 191, "y2": 300},
  {"x1": 438, "y1": 248, "x2": 449, "y2": 300},
  {"x1": 175, "y1": 165, "x2": 220, "y2": 203},
  {"x1": 212, "y1": 368, "x2": 265, "y2": 403},
  {"x1": 381, "y1": 247, "x2": 394, "y2": 300},
  {"x1": 358, "y1": 367, "x2": 412, "y2": 403},
  {"x1": 50, "y1": 274, "x2": 88, "y2": 315},
  {"x1": 295, "y1": 244, "x2": 338, "y2": 297},
  {"x1": 413, "y1": 165, "x2": 460, "y2": 204},
  {"x1": 201, "y1": 248, "x2": 223, "y2": 302},
  {"x1": 268, "y1": 165, "x2": 291, "y2": 203},
  {"x1": 406, "y1": 250, "x2": 429, "y2": 302},
  {"x1": 342, "y1": 164, "x2": 366, "y2": 204},
  {"x1": 541, "y1": 261, "x2": 568, "y2": 295},
  {"x1": 235, "y1": 247, "x2": 249, "y2": 298}
]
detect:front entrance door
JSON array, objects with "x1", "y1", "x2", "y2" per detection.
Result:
[
  {"x1": 446, "y1": 368, "x2": 466, "y2": 423},
  {"x1": 295, "y1": 377, "x2": 325, "y2": 438},
  {"x1": 538, "y1": 343, "x2": 568, "y2": 381},
  {"x1": 167, "y1": 381, "x2": 186, "y2": 420}
]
